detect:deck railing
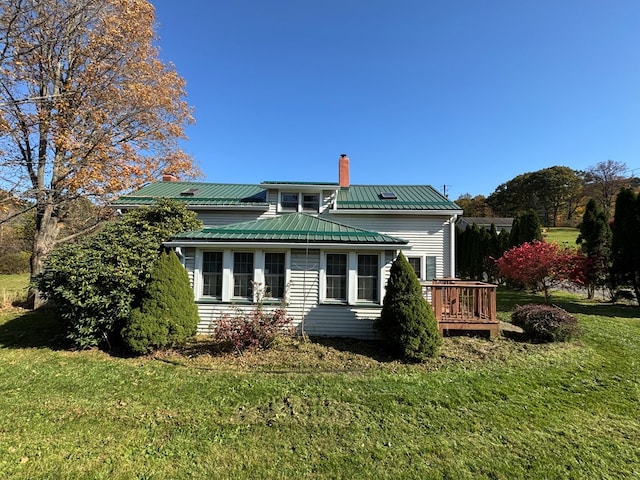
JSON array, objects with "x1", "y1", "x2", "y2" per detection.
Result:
[{"x1": 422, "y1": 278, "x2": 498, "y2": 337}]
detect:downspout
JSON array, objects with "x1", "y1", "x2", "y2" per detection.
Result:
[{"x1": 450, "y1": 214, "x2": 458, "y2": 278}]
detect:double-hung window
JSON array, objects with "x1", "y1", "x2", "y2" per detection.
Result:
[
  {"x1": 407, "y1": 257, "x2": 422, "y2": 280},
  {"x1": 280, "y1": 193, "x2": 299, "y2": 211},
  {"x1": 202, "y1": 252, "x2": 223, "y2": 298},
  {"x1": 326, "y1": 253, "x2": 347, "y2": 301},
  {"x1": 280, "y1": 192, "x2": 321, "y2": 212},
  {"x1": 233, "y1": 252, "x2": 254, "y2": 299},
  {"x1": 302, "y1": 193, "x2": 320, "y2": 212},
  {"x1": 406, "y1": 255, "x2": 437, "y2": 281},
  {"x1": 264, "y1": 252, "x2": 286, "y2": 299},
  {"x1": 357, "y1": 254, "x2": 379, "y2": 302}
]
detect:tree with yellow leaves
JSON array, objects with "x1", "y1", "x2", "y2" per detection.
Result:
[{"x1": 0, "y1": 0, "x2": 200, "y2": 305}]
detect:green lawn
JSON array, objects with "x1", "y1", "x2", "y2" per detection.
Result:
[
  {"x1": 544, "y1": 227, "x2": 580, "y2": 247},
  {"x1": 0, "y1": 278, "x2": 639, "y2": 479},
  {"x1": 0, "y1": 273, "x2": 29, "y2": 307}
]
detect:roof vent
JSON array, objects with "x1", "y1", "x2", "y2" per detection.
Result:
[
  {"x1": 379, "y1": 191, "x2": 397, "y2": 200},
  {"x1": 180, "y1": 188, "x2": 199, "y2": 196}
]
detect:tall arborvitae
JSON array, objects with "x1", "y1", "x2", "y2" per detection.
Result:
[
  {"x1": 509, "y1": 210, "x2": 543, "y2": 248},
  {"x1": 610, "y1": 189, "x2": 640, "y2": 304},
  {"x1": 457, "y1": 222, "x2": 508, "y2": 282},
  {"x1": 484, "y1": 223, "x2": 504, "y2": 283},
  {"x1": 577, "y1": 199, "x2": 612, "y2": 299},
  {"x1": 375, "y1": 252, "x2": 441, "y2": 361},
  {"x1": 122, "y1": 250, "x2": 200, "y2": 354}
]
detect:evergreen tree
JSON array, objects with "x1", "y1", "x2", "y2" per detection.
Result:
[
  {"x1": 122, "y1": 250, "x2": 200, "y2": 355},
  {"x1": 576, "y1": 199, "x2": 612, "y2": 299},
  {"x1": 375, "y1": 252, "x2": 441, "y2": 361},
  {"x1": 484, "y1": 223, "x2": 505, "y2": 283},
  {"x1": 610, "y1": 188, "x2": 640, "y2": 304},
  {"x1": 37, "y1": 200, "x2": 201, "y2": 349},
  {"x1": 509, "y1": 210, "x2": 543, "y2": 248}
]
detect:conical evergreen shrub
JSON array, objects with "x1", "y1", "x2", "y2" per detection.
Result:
[
  {"x1": 122, "y1": 250, "x2": 199, "y2": 355},
  {"x1": 375, "y1": 252, "x2": 441, "y2": 361}
]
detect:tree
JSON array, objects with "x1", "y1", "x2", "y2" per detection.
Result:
[
  {"x1": 122, "y1": 250, "x2": 199, "y2": 355},
  {"x1": 0, "y1": 0, "x2": 199, "y2": 305},
  {"x1": 496, "y1": 241, "x2": 578, "y2": 302},
  {"x1": 375, "y1": 252, "x2": 441, "y2": 361},
  {"x1": 37, "y1": 200, "x2": 202, "y2": 349},
  {"x1": 508, "y1": 210, "x2": 542, "y2": 248},
  {"x1": 576, "y1": 199, "x2": 611, "y2": 299},
  {"x1": 487, "y1": 167, "x2": 582, "y2": 226},
  {"x1": 487, "y1": 172, "x2": 534, "y2": 217},
  {"x1": 456, "y1": 222, "x2": 509, "y2": 282},
  {"x1": 610, "y1": 188, "x2": 640, "y2": 304},
  {"x1": 454, "y1": 194, "x2": 494, "y2": 217},
  {"x1": 584, "y1": 160, "x2": 629, "y2": 214},
  {"x1": 529, "y1": 166, "x2": 583, "y2": 226}
]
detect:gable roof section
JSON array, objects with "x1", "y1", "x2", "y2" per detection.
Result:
[
  {"x1": 112, "y1": 182, "x2": 269, "y2": 208},
  {"x1": 171, "y1": 213, "x2": 408, "y2": 245},
  {"x1": 336, "y1": 185, "x2": 460, "y2": 211}
]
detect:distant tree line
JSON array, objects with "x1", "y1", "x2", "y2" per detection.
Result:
[{"x1": 455, "y1": 160, "x2": 637, "y2": 227}]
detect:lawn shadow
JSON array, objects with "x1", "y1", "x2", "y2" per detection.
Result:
[
  {"x1": 497, "y1": 287, "x2": 639, "y2": 320},
  {"x1": 551, "y1": 300, "x2": 639, "y2": 320},
  {"x1": 309, "y1": 336, "x2": 399, "y2": 363},
  {"x1": 0, "y1": 308, "x2": 68, "y2": 350}
]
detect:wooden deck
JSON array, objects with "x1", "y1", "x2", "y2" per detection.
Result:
[{"x1": 422, "y1": 278, "x2": 499, "y2": 338}]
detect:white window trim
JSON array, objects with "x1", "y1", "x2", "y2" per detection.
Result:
[
  {"x1": 254, "y1": 250, "x2": 291, "y2": 301},
  {"x1": 407, "y1": 255, "x2": 423, "y2": 281},
  {"x1": 320, "y1": 251, "x2": 384, "y2": 306},
  {"x1": 195, "y1": 249, "x2": 290, "y2": 303},
  {"x1": 406, "y1": 254, "x2": 438, "y2": 282},
  {"x1": 278, "y1": 191, "x2": 321, "y2": 213}
]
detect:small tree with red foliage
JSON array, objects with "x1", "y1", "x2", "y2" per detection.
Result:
[{"x1": 496, "y1": 241, "x2": 580, "y2": 302}]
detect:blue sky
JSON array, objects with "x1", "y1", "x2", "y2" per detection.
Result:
[{"x1": 150, "y1": 0, "x2": 640, "y2": 199}]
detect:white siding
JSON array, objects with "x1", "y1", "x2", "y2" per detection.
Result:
[
  {"x1": 183, "y1": 247, "x2": 196, "y2": 287},
  {"x1": 189, "y1": 248, "x2": 382, "y2": 339},
  {"x1": 324, "y1": 213, "x2": 453, "y2": 278},
  {"x1": 182, "y1": 210, "x2": 453, "y2": 340}
]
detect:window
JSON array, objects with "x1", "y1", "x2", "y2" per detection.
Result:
[
  {"x1": 281, "y1": 193, "x2": 299, "y2": 211},
  {"x1": 302, "y1": 193, "x2": 320, "y2": 212},
  {"x1": 264, "y1": 252, "x2": 285, "y2": 299},
  {"x1": 407, "y1": 257, "x2": 422, "y2": 280},
  {"x1": 326, "y1": 253, "x2": 347, "y2": 301},
  {"x1": 426, "y1": 256, "x2": 436, "y2": 281},
  {"x1": 357, "y1": 254, "x2": 379, "y2": 301},
  {"x1": 202, "y1": 252, "x2": 222, "y2": 298},
  {"x1": 233, "y1": 252, "x2": 254, "y2": 298}
]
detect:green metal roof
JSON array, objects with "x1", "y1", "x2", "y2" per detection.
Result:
[
  {"x1": 113, "y1": 181, "x2": 460, "y2": 212},
  {"x1": 172, "y1": 213, "x2": 408, "y2": 245},
  {"x1": 261, "y1": 180, "x2": 338, "y2": 186},
  {"x1": 112, "y1": 182, "x2": 268, "y2": 207},
  {"x1": 336, "y1": 185, "x2": 460, "y2": 210}
]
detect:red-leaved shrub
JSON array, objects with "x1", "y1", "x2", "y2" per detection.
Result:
[
  {"x1": 214, "y1": 306, "x2": 295, "y2": 353},
  {"x1": 496, "y1": 240, "x2": 581, "y2": 301}
]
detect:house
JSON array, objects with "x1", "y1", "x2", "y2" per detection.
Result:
[{"x1": 113, "y1": 155, "x2": 463, "y2": 339}]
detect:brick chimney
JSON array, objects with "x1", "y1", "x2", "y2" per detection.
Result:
[
  {"x1": 338, "y1": 154, "x2": 350, "y2": 188},
  {"x1": 162, "y1": 173, "x2": 178, "y2": 182}
]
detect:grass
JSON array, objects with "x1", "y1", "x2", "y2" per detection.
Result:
[
  {"x1": 544, "y1": 227, "x2": 580, "y2": 247},
  {"x1": 1, "y1": 276, "x2": 639, "y2": 479},
  {"x1": 0, "y1": 273, "x2": 29, "y2": 308}
]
